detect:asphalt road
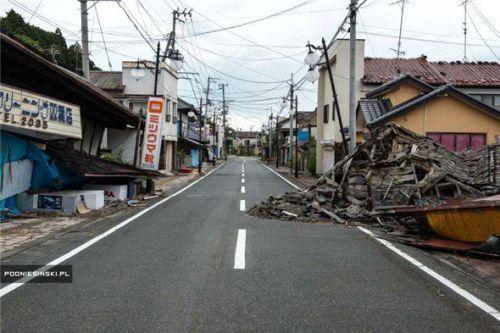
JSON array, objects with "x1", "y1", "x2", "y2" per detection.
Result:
[{"x1": 1, "y1": 157, "x2": 499, "y2": 332}]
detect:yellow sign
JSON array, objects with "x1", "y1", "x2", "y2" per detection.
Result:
[{"x1": 0, "y1": 84, "x2": 82, "y2": 139}]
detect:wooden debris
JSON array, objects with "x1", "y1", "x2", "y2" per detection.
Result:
[{"x1": 248, "y1": 123, "x2": 499, "y2": 228}]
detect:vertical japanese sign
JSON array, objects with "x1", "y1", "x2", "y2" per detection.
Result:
[{"x1": 140, "y1": 97, "x2": 165, "y2": 170}]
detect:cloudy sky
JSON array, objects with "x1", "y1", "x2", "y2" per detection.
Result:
[{"x1": 2, "y1": 0, "x2": 499, "y2": 130}]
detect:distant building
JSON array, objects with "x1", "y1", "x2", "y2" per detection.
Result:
[
  {"x1": 237, "y1": 131, "x2": 261, "y2": 155},
  {"x1": 315, "y1": 38, "x2": 500, "y2": 174}
]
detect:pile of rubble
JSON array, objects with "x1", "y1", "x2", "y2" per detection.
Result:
[{"x1": 249, "y1": 124, "x2": 499, "y2": 235}]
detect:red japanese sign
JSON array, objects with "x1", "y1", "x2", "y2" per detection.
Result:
[{"x1": 140, "y1": 97, "x2": 165, "y2": 170}]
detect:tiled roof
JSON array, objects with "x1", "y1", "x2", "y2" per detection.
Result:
[
  {"x1": 89, "y1": 71, "x2": 124, "y2": 91},
  {"x1": 367, "y1": 84, "x2": 500, "y2": 126},
  {"x1": 238, "y1": 131, "x2": 259, "y2": 139},
  {"x1": 365, "y1": 74, "x2": 434, "y2": 98},
  {"x1": 358, "y1": 99, "x2": 387, "y2": 124},
  {"x1": 431, "y1": 61, "x2": 500, "y2": 87},
  {"x1": 363, "y1": 56, "x2": 500, "y2": 88}
]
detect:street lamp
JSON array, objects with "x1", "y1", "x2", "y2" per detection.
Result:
[
  {"x1": 304, "y1": 48, "x2": 320, "y2": 66},
  {"x1": 304, "y1": 66, "x2": 319, "y2": 83},
  {"x1": 303, "y1": 38, "x2": 349, "y2": 155}
]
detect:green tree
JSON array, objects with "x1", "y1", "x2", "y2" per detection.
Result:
[{"x1": 0, "y1": 10, "x2": 100, "y2": 74}]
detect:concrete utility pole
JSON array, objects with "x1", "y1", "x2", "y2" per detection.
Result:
[
  {"x1": 164, "y1": 8, "x2": 192, "y2": 60},
  {"x1": 348, "y1": 0, "x2": 358, "y2": 153},
  {"x1": 275, "y1": 114, "x2": 279, "y2": 168},
  {"x1": 294, "y1": 95, "x2": 299, "y2": 178},
  {"x1": 80, "y1": 0, "x2": 119, "y2": 79},
  {"x1": 289, "y1": 73, "x2": 294, "y2": 172},
  {"x1": 268, "y1": 110, "x2": 273, "y2": 164},
  {"x1": 80, "y1": 0, "x2": 90, "y2": 79},
  {"x1": 220, "y1": 83, "x2": 228, "y2": 161}
]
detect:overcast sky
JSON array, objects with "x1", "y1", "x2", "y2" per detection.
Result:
[{"x1": 2, "y1": 0, "x2": 499, "y2": 130}]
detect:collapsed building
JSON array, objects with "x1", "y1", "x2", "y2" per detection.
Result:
[{"x1": 249, "y1": 124, "x2": 500, "y2": 254}]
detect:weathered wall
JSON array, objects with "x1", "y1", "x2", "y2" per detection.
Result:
[
  {"x1": 382, "y1": 83, "x2": 425, "y2": 106},
  {"x1": 389, "y1": 96, "x2": 500, "y2": 144}
]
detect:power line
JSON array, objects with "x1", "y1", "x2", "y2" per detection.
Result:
[
  {"x1": 186, "y1": 0, "x2": 318, "y2": 37},
  {"x1": 176, "y1": 0, "x2": 303, "y2": 64},
  {"x1": 466, "y1": 10, "x2": 499, "y2": 60},
  {"x1": 116, "y1": 1, "x2": 156, "y2": 52},
  {"x1": 94, "y1": 5, "x2": 112, "y2": 70}
]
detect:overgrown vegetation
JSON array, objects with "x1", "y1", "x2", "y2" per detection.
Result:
[{"x1": 0, "y1": 10, "x2": 100, "y2": 75}]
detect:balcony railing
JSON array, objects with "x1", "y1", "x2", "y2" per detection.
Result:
[{"x1": 178, "y1": 122, "x2": 207, "y2": 142}]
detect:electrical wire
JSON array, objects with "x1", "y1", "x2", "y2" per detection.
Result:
[
  {"x1": 186, "y1": 0, "x2": 318, "y2": 37},
  {"x1": 466, "y1": 11, "x2": 499, "y2": 60},
  {"x1": 94, "y1": 5, "x2": 112, "y2": 70}
]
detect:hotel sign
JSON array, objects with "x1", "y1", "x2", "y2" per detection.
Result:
[
  {"x1": 0, "y1": 84, "x2": 82, "y2": 139},
  {"x1": 140, "y1": 97, "x2": 165, "y2": 170}
]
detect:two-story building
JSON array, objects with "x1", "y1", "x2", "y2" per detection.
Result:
[
  {"x1": 90, "y1": 60, "x2": 179, "y2": 173},
  {"x1": 315, "y1": 38, "x2": 500, "y2": 174},
  {"x1": 357, "y1": 75, "x2": 500, "y2": 150}
]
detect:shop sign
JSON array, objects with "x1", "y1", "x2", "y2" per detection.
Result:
[
  {"x1": 0, "y1": 84, "x2": 82, "y2": 139},
  {"x1": 140, "y1": 97, "x2": 165, "y2": 170}
]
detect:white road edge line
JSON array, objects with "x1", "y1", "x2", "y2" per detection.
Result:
[
  {"x1": 240, "y1": 199, "x2": 246, "y2": 211},
  {"x1": 234, "y1": 229, "x2": 246, "y2": 269},
  {"x1": 241, "y1": 186, "x2": 245, "y2": 194},
  {"x1": 0, "y1": 163, "x2": 226, "y2": 298},
  {"x1": 358, "y1": 226, "x2": 500, "y2": 321},
  {"x1": 261, "y1": 162, "x2": 301, "y2": 190}
]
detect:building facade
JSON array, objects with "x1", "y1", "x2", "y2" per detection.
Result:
[
  {"x1": 91, "y1": 60, "x2": 179, "y2": 173},
  {"x1": 316, "y1": 39, "x2": 500, "y2": 174}
]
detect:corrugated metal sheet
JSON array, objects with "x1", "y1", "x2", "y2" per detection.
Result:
[{"x1": 89, "y1": 71, "x2": 124, "y2": 91}]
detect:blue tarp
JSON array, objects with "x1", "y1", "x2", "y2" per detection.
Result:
[
  {"x1": 0, "y1": 132, "x2": 83, "y2": 219},
  {"x1": 191, "y1": 149, "x2": 200, "y2": 167}
]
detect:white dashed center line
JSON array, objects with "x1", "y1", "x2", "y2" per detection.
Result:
[
  {"x1": 240, "y1": 199, "x2": 246, "y2": 211},
  {"x1": 234, "y1": 229, "x2": 246, "y2": 269},
  {"x1": 241, "y1": 186, "x2": 245, "y2": 193},
  {"x1": 241, "y1": 178, "x2": 245, "y2": 184}
]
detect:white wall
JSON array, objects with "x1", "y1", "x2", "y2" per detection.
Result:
[
  {"x1": 316, "y1": 39, "x2": 365, "y2": 174},
  {"x1": 122, "y1": 61, "x2": 178, "y2": 142}
]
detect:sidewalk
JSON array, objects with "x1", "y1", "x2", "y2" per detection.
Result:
[{"x1": 0, "y1": 161, "x2": 222, "y2": 257}]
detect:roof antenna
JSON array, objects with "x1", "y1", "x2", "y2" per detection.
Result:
[
  {"x1": 390, "y1": 0, "x2": 407, "y2": 65},
  {"x1": 460, "y1": 0, "x2": 469, "y2": 62}
]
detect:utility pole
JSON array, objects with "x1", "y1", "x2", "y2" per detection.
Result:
[
  {"x1": 268, "y1": 111, "x2": 273, "y2": 164},
  {"x1": 220, "y1": 83, "x2": 228, "y2": 161},
  {"x1": 294, "y1": 95, "x2": 299, "y2": 178},
  {"x1": 275, "y1": 113, "x2": 279, "y2": 168},
  {"x1": 198, "y1": 98, "x2": 203, "y2": 174},
  {"x1": 79, "y1": 0, "x2": 118, "y2": 79},
  {"x1": 153, "y1": 42, "x2": 161, "y2": 96},
  {"x1": 348, "y1": 0, "x2": 358, "y2": 154},
  {"x1": 164, "y1": 9, "x2": 192, "y2": 59},
  {"x1": 80, "y1": 0, "x2": 90, "y2": 79},
  {"x1": 289, "y1": 73, "x2": 294, "y2": 172}
]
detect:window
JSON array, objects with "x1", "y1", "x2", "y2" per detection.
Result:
[
  {"x1": 128, "y1": 102, "x2": 134, "y2": 111},
  {"x1": 323, "y1": 104, "x2": 329, "y2": 124},
  {"x1": 245, "y1": 139, "x2": 250, "y2": 146},
  {"x1": 482, "y1": 95, "x2": 494, "y2": 106},
  {"x1": 427, "y1": 133, "x2": 486, "y2": 151},
  {"x1": 332, "y1": 103, "x2": 335, "y2": 121},
  {"x1": 494, "y1": 95, "x2": 500, "y2": 107},
  {"x1": 165, "y1": 99, "x2": 171, "y2": 122}
]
